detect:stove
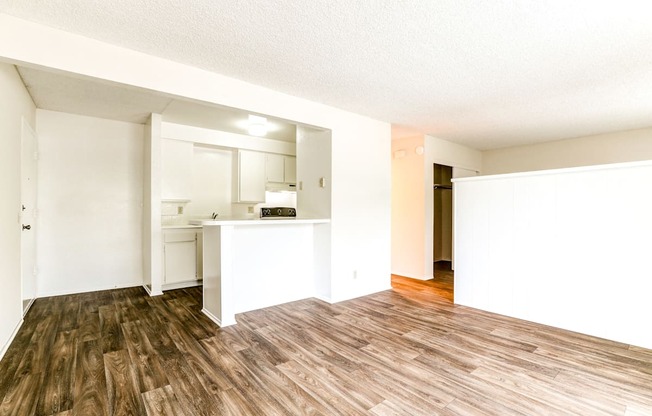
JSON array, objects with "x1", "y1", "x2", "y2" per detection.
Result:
[{"x1": 260, "y1": 207, "x2": 297, "y2": 218}]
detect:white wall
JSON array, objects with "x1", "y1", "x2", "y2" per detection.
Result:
[
  {"x1": 482, "y1": 128, "x2": 652, "y2": 175},
  {"x1": 232, "y1": 224, "x2": 314, "y2": 313},
  {"x1": 391, "y1": 134, "x2": 481, "y2": 280},
  {"x1": 297, "y1": 126, "x2": 333, "y2": 300},
  {"x1": 391, "y1": 136, "x2": 426, "y2": 278},
  {"x1": 143, "y1": 114, "x2": 163, "y2": 295},
  {"x1": 296, "y1": 126, "x2": 332, "y2": 218},
  {"x1": 424, "y1": 134, "x2": 483, "y2": 172},
  {"x1": 454, "y1": 161, "x2": 652, "y2": 349},
  {"x1": 0, "y1": 62, "x2": 36, "y2": 359},
  {"x1": 142, "y1": 116, "x2": 153, "y2": 290},
  {"x1": 330, "y1": 119, "x2": 391, "y2": 300},
  {"x1": 0, "y1": 15, "x2": 391, "y2": 304},
  {"x1": 36, "y1": 110, "x2": 144, "y2": 296}
]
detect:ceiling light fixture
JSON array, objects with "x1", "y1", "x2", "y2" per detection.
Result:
[{"x1": 248, "y1": 115, "x2": 268, "y2": 137}]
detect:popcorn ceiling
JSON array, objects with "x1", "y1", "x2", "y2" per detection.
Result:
[{"x1": 2, "y1": 1, "x2": 652, "y2": 150}]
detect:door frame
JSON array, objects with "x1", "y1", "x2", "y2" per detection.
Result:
[{"x1": 20, "y1": 117, "x2": 38, "y2": 315}]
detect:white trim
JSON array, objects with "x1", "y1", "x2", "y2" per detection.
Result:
[
  {"x1": 329, "y1": 285, "x2": 393, "y2": 304},
  {"x1": 454, "y1": 159, "x2": 652, "y2": 183},
  {"x1": 162, "y1": 280, "x2": 202, "y2": 291},
  {"x1": 37, "y1": 281, "x2": 144, "y2": 298},
  {"x1": 20, "y1": 117, "x2": 38, "y2": 320},
  {"x1": 143, "y1": 284, "x2": 163, "y2": 297},
  {"x1": 22, "y1": 298, "x2": 35, "y2": 317},
  {"x1": 0, "y1": 318, "x2": 24, "y2": 362},
  {"x1": 202, "y1": 308, "x2": 236, "y2": 328},
  {"x1": 414, "y1": 275, "x2": 433, "y2": 281},
  {"x1": 313, "y1": 294, "x2": 333, "y2": 304}
]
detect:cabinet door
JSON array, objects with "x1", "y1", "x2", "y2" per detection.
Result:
[
  {"x1": 164, "y1": 240, "x2": 197, "y2": 284},
  {"x1": 238, "y1": 150, "x2": 266, "y2": 202},
  {"x1": 161, "y1": 139, "x2": 194, "y2": 200},
  {"x1": 266, "y1": 153, "x2": 285, "y2": 183},
  {"x1": 284, "y1": 156, "x2": 297, "y2": 184}
]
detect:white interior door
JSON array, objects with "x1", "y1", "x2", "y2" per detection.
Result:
[{"x1": 21, "y1": 118, "x2": 38, "y2": 315}]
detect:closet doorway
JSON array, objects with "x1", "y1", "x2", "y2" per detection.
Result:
[{"x1": 433, "y1": 163, "x2": 453, "y2": 281}]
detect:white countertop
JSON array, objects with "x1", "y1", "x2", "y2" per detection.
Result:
[
  {"x1": 162, "y1": 224, "x2": 203, "y2": 229},
  {"x1": 190, "y1": 217, "x2": 330, "y2": 226}
]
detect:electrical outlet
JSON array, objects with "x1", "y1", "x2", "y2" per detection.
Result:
[
  {"x1": 177, "y1": 206, "x2": 184, "y2": 215},
  {"x1": 248, "y1": 206, "x2": 254, "y2": 214},
  {"x1": 353, "y1": 270, "x2": 358, "y2": 279}
]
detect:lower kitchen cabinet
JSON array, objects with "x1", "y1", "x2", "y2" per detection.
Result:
[{"x1": 163, "y1": 228, "x2": 202, "y2": 288}]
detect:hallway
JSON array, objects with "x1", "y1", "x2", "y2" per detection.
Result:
[{"x1": 391, "y1": 261, "x2": 453, "y2": 303}]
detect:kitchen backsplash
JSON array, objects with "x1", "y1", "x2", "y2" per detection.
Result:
[
  {"x1": 161, "y1": 191, "x2": 297, "y2": 225},
  {"x1": 161, "y1": 201, "x2": 190, "y2": 226}
]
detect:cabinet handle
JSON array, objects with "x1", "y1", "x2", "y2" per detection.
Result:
[{"x1": 22, "y1": 224, "x2": 31, "y2": 230}]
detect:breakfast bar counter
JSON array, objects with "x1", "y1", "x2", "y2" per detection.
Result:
[{"x1": 190, "y1": 217, "x2": 329, "y2": 326}]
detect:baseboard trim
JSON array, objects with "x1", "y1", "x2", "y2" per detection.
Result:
[
  {"x1": 22, "y1": 298, "x2": 35, "y2": 317},
  {"x1": 38, "y1": 281, "x2": 145, "y2": 298},
  {"x1": 392, "y1": 273, "x2": 431, "y2": 281},
  {"x1": 202, "y1": 308, "x2": 236, "y2": 328},
  {"x1": 314, "y1": 294, "x2": 332, "y2": 304},
  {"x1": 0, "y1": 318, "x2": 24, "y2": 362},
  {"x1": 142, "y1": 284, "x2": 163, "y2": 297},
  {"x1": 327, "y1": 285, "x2": 394, "y2": 304},
  {"x1": 162, "y1": 280, "x2": 202, "y2": 291}
]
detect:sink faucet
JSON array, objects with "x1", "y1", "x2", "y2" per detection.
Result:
[{"x1": 211, "y1": 212, "x2": 218, "y2": 220}]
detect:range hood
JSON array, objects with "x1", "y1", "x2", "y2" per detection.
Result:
[{"x1": 266, "y1": 182, "x2": 297, "y2": 192}]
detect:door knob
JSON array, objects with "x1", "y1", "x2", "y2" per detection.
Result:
[{"x1": 22, "y1": 224, "x2": 31, "y2": 230}]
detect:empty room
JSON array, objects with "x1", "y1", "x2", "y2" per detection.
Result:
[{"x1": 1, "y1": 2, "x2": 651, "y2": 415}]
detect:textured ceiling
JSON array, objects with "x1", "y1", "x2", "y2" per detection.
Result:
[
  {"x1": 17, "y1": 67, "x2": 298, "y2": 141},
  {"x1": 2, "y1": 1, "x2": 652, "y2": 149},
  {"x1": 162, "y1": 100, "x2": 297, "y2": 142},
  {"x1": 18, "y1": 67, "x2": 173, "y2": 124}
]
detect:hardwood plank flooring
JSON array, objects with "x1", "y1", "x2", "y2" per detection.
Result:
[{"x1": 1, "y1": 275, "x2": 651, "y2": 415}]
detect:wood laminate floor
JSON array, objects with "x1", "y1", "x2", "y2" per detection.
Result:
[
  {"x1": 1, "y1": 277, "x2": 651, "y2": 415},
  {"x1": 391, "y1": 261, "x2": 455, "y2": 303}
]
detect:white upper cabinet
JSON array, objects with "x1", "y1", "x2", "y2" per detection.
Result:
[
  {"x1": 266, "y1": 153, "x2": 285, "y2": 183},
  {"x1": 284, "y1": 156, "x2": 297, "y2": 183},
  {"x1": 161, "y1": 139, "x2": 194, "y2": 201},
  {"x1": 234, "y1": 149, "x2": 266, "y2": 203},
  {"x1": 266, "y1": 154, "x2": 296, "y2": 184}
]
